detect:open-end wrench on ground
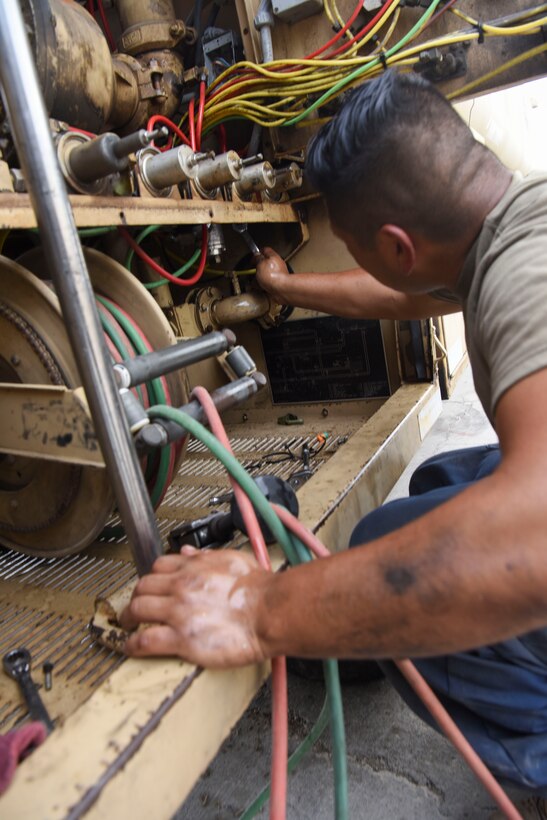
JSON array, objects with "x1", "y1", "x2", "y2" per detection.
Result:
[{"x1": 3, "y1": 648, "x2": 54, "y2": 733}]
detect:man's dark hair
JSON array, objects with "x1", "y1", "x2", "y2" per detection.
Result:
[{"x1": 306, "y1": 70, "x2": 499, "y2": 246}]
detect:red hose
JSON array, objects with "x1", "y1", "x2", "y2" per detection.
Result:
[
  {"x1": 96, "y1": 0, "x2": 116, "y2": 52},
  {"x1": 188, "y1": 98, "x2": 197, "y2": 152},
  {"x1": 197, "y1": 80, "x2": 206, "y2": 150},
  {"x1": 118, "y1": 226, "x2": 208, "y2": 287},
  {"x1": 192, "y1": 386, "x2": 288, "y2": 820},
  {"x1": 271, "y1": 504, "x2": 523, "y2": 820},
  {"x1": 146, "y1": 114, "x2": 191, "y2": 149}
]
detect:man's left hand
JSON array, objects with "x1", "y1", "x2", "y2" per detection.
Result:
[{"x1": 120, "y1": 547, "x2": 270, "y2": 668}]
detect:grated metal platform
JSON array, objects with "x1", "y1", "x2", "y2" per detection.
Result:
[{"x1": 0, "y1": 427, "x2": 352, "y2": 732}]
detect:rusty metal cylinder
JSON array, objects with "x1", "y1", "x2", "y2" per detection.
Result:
[
  {"x1": 234, "y1": 161, "x2": 276, "y2": 198},
  {"x1": 195, "y1": 151, "x2": 242, "y2": 193},
  {"x1": 116, "y1": 0, "x2": 186, "y2": 53},
  {"x1": 271, "y1": 162, "x2": 303, "y2": 194},
  {"x1": 139, "y1": 145, "x2": 201, "y2": 191},
  {"x1": 22, "y1": 0, "x2": 115, "y2": 132}
]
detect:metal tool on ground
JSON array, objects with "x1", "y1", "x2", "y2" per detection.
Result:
[
  {"x1": 42, "y1": 661, "x2": 54, "y2": 692},
  {"x1": 232, "y1": 223, "x2": 262, "y2": 257},
  {"x1": 168, "y1": 474, "x2": 299, "y2": 551},
  {"x1": 3, "y1": 649, "x2": 55, "y2": 733}
]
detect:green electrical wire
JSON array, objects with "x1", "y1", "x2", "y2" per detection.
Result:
[
  {"x1": 124, "y1": 224, "x2": 202, "y2": 289},
  {"x1": 124, "y1": 224, "x2": 160, "y2": 271},
  {"x1": 29, "y1": 226, "x2": 116, "y2": 238},
  {"x1": 77, "y1": 226, "x2": 117, "y2": 237},
  {"x1": 284, "y1": 0, "x2": 443, "y2": 126},
  {"x1": 146, "y1": 404, "x2": 348, "y2": 819}
]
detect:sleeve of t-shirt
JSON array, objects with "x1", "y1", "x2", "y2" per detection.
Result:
[{"x1": 475, "y1": 223, "x2": 547, "y2": 418}]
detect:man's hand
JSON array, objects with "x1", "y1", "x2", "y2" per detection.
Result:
[
  {"x1": 120, "y1": 547, "x2": 270, "y2": 668},
  {"x1": 255, "y1": 247, "x2": 291, "y2": 302}
]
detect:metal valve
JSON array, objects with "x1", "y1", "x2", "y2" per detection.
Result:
[
  {"x1": 234, "y1": 160, "x2": 276, "y2": 198},
  {"x1": 137, "y1": 145, "x2": 211, "y2": 196},
  {"x1": 265, "y1": 162, "x2": 303, "y2": 200},
  {"x1": 57, "y1": 127, "x2": 167, "y2": 193},
  {"x1": 194, "y1": 150, "x2": 243, "y2": 197}
]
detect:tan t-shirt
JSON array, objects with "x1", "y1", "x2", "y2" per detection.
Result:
[{"x1": 452, "y1": 171, "x2": 547, "y2": 425}]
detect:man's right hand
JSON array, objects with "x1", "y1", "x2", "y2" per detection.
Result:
[{"x1": 255, "y1": 247, "x2": 290, "y2": 303}]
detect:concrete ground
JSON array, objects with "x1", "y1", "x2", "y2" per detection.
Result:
[{"x1": 175, "y1": 367, "x2": 506, "y2": 819}]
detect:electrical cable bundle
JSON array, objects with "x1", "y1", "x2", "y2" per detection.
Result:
[
  {"x1": 145, "y1": 389, "x2": 524, "y2": 820},
  {"x1": 185, "y1": 2, "x2": 547, "y2": 134}
]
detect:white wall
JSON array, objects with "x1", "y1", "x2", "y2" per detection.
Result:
[{"x1": 454, "y1": 76, "x2": 547, "y2": 173}]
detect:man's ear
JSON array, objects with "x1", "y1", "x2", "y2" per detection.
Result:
[{"x1": 377, "y1": 224, "x2": 416, "y2": 276}]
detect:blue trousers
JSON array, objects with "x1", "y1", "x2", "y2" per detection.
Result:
[{"x1": 350, "y1": 445, "x2": 547, "y2": 793}]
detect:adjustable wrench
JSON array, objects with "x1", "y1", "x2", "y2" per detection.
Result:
[
  {"x1": 3, "y1": 648, "x2": 54, "y2": 733},
  {"x1": 232, "y1": 223, "x2": 262, "y2": 257}
]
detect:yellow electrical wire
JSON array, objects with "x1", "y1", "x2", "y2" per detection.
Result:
[
  {"x1": 450, "y1": 7, "x2": 547, "y2": 36},
  {"x1": 447, "y1": 40, "x2": 547, "y2": 100},
  {"x1": 165, "y1": 246, "x2": 256, "y2": 276},
  {"x1": 324, "y1": 0, "x2": 354, "y2": 44},
  {"x1": 197, "y1": 2, "x2": 547, "y2": 134},
  {"x1": 371, "y1": 8, "x2": 401, "y2": 55}
]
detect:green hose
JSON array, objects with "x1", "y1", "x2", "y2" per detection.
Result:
[
  {"x1": 240, "y1": 698, "x2": 330, "y2": 819},
  {"x1": 97, "y1": 308, "x2": 144, "y2": 405},
  {"x1": 97, "y1": 295, "x2": 172, "y2": 507},
  {"x1": 146, "y1": 404, "x2": 348, "y2": 819}
]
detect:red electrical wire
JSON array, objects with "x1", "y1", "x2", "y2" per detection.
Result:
[
  {"x1": 147, "y1": 114, "x2": 191, "y2": 150},
  {"x1": 118, "y1": 226, "x2": 208, "y2": 287},
  {"x1": 96, "y1": 0, "x2": 116, "y2": 51},
  {"x1": 422, "y1": 0, "x2": 459, "y2": 31},
  {"x1": 192, "y1": 386, "x2": 288, "y2": 820},
  {"x1": 196, "y1": 80, "x2": 206, "y2": 151},
  {"x1": 217, "y1": 124, "x2": 227, "y2": 153},
  {"x1": 188, "y1": 98, "x2": 197, "y2": 152},
  {"x1": 270, "y1": 504, "x2": 523, "y2": 820},
  {"x1": 306, "y1": 0, "x2": 364, "y2": 59},
  {"x1": 68, "y1": 126, "x2": 97, "y2": 138},
  {"x1": 203, "y1": 0, "x2": 394, "y2": 117}
]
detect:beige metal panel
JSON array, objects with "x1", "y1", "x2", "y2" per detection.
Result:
[
  {"x1": 299, "y1": 383, "x2": 440, "y2": 549},
  {"x1": 0, "y1": 194, "x2": 300, "y2": 229},
  {"x1": 1, "y1": 653, "x2": 268, "y2": 820},
  {"x1": 0, "y1": 384, "x2": 105, "y2": 467}
]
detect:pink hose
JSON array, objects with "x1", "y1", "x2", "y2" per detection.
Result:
[{"x1": 192, "y1": 387, "x2": 288, "y2": 820}]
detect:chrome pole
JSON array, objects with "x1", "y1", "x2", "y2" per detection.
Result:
[{"x1": 0, "y1": 0, "x2": 162, "y2": 575}]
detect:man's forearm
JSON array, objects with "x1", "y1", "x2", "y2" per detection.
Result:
[
  {"x1": 268, "y1": 268, "x2": 397, "y2": 319},
  {"x1": 254, "y1": 471, "x2": 547, "y2": 661},
  {"x1": 265, "y1": 268, "x2": 459, "y2": 320}
]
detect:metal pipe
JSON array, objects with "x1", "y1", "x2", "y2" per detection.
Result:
[
  {"x1": 137, "y1": 373, "x2": 267, "y2": 449},
  {"x1": 213, "y1": 292, "x2": 271, "y2": 326},
  {"x1": 0, "y1": 0, "x2": 162, "y2": 576},
  {"x1": 113, "y1": 330, "x2": 236, "y2": 388}
]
